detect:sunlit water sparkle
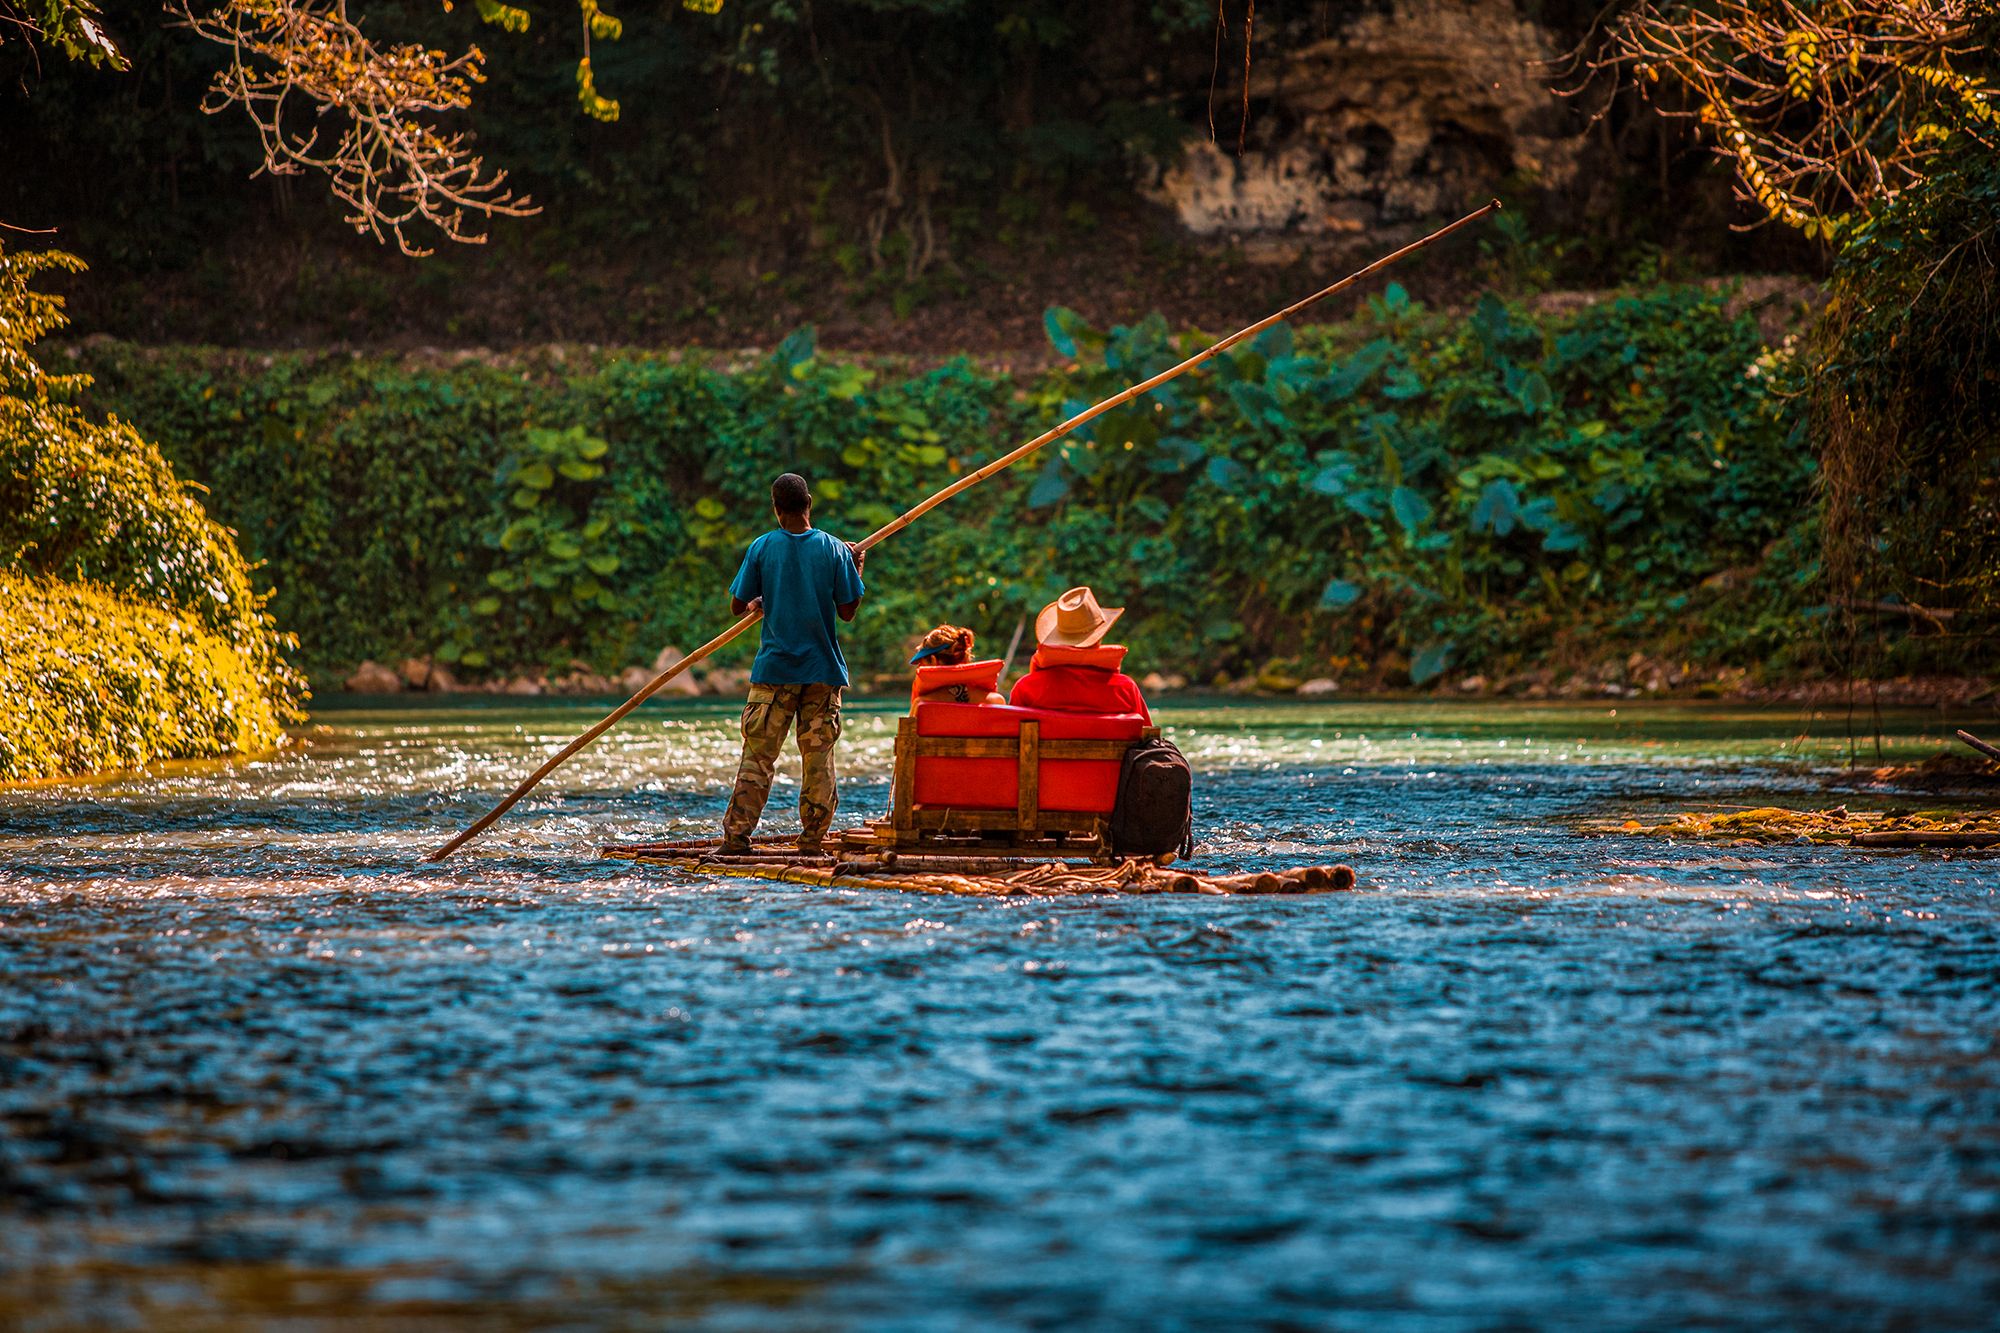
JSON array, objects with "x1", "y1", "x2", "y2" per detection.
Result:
[{"x1": 1, "y1": 697, "x2": 1996, "y2": 1329}]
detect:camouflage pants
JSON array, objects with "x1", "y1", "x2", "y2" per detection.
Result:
[{"x1": 721, "y1": 683, "x2": 843, "y2": 847}]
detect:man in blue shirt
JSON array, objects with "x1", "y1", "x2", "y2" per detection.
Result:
[{"x1": 719, "y1": 473, "x2": 866, "y2": 855}]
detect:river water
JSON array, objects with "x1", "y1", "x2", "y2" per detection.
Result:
[{"x1": 2, "y1": 697, "x2": 1995, "y2": 1329}]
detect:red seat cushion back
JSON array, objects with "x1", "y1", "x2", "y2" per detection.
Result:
[{"x1": 911, "y1": 703, "x2": 1145, "y2": 814}]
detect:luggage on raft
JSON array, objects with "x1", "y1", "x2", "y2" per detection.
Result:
[{"x1": 1109, "y1": 735, "x2": 1194, "y2": 860}]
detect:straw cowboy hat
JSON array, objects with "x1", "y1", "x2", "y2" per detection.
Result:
[{"x1": 1035, "y1": 586, "x2": 1124, "y2": 648}]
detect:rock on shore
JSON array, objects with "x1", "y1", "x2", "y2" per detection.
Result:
[{"x1": 344, "y1": 660, "x2": 403, "y2": 694}]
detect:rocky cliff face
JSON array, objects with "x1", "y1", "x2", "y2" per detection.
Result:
[{"x1": 1143, "y1": 1, "x2": 1583, "y2": 241}]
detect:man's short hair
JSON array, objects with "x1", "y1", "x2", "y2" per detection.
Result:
[{"x1": 772, "y1": 473, "x2": 811, "y2": 515}]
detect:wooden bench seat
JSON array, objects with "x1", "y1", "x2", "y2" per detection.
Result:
[{"x1": 847, "y1": 703, "x2": 1153, "y2": 855}]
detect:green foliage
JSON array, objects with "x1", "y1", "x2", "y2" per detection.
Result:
[
  {"x1": 0, "y1": 243, "x2": 304, "y2": 720},
  {"x1": 0, "y1": 241, "x2": 296, "y2": 780},
  {"x1": 12, "y1": 0, "x2": 126, "y2": 68},
  {"x1": 0, "y1": 572, "x2": 285, "y2": 782},
  {"x1": 1018, "y1": 283, "x2": 1812, "y2": 680},
  {"x1": 73, "y1": 284, "x2": 1824, "y2": 688},
  {"x1": 1813, "y1": 131, "x2": 2000, "y2": 669},
  {"x1": 442, "y1": 424, "x2": 628, "y2": 669}
]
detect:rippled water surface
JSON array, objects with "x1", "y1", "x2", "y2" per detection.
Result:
[{"x1": 3, "y1": 697, "x2": 1997, "y2": 1329}]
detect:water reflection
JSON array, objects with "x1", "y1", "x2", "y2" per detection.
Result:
[{"x1": 1, "y1": 697, "x2": 1995, "y2": 1328}]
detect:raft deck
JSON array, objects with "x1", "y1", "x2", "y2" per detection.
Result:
[{"x1": 600, "y1": 835, "x2": 1357, "y2": 897}]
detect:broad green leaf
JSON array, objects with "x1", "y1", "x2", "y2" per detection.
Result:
[
  {"x1": 1519, "y1": 497, "x2": 1561, "y2": 530},
  {"x1": 1321, "y1": 339, "x2": 1394, "y2": 399},
  {"x1": 516, "y1": 461, "x2": 556, "y2": 490},
  {"x1": 775, "y1": 324, "x2": 817, "y2": 369},
  {"x1": 1342, "y1": 489, "x2": 1382, "y2": 519},
  {"x1": 1224, "y1": 378, "x2": 1288, "y2": 426},
  {"x1": 471, "y1": 596, "x2": 501, "y2": 616},
  {"x1": 826, "y1": 364, "x2": 870, "y2": 399},
  {"x1": 1381, "y1": 367, "x2": 1427, "y2": 400},
  {"x1": 1320, "y1": 579, "x2": 1362, "y2": 610},
  {"x1": 1471, "y1": 478, "x2": 1520, "y2": 535},
  {"x1": 1514, "y1": 368, "x2": 1554, "y2": 414},
  {"x1": 1390, "y1": 485, "x2": 1431, "y2": 536},
  {"x1": 1027, "y1": 462, "x2": 1069, "y2": 509},
  {"x1": 1309, "y1": 463, "x2": 1352, "y2": 496},
  {"x1": 557, "y1": 460, "x2": 604, "y2": 481},
  {"x1": 1206, "y1": 456, "x2": 1251, "y2": 489},
  {"x1": 1043, "y1": 306, "x2": 1081, "y2": 358},
  {"x1": 1251, "y1": 321, "x2": 1293, "y2": 362},
  {"x1": 1149, "y1": 436, "x2": 1205, "y2": 474},
  {"x1": 1410, "y1": 642, "x2": 1453, "y2": 685},
  {"x1": 1473, "y1": 292, "x2": 1512, "y2": 350}
]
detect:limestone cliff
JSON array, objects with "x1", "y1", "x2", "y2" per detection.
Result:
[{"x1": 1144, "y1": 1, "x2": 1583, "y2": 239}]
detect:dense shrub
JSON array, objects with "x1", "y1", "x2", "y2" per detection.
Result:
[
  {"x1": 0, "y1": 243, "x2": 302, "y2": 780},
  {"x1": 0, "y1": 572, "x2": 286, "y2": 781},
  {"x1": 1814, "y1": 135, "x2": 2000, "y2": 672},
  {"x1": 73, "y1": 283, "x2": 1826, "y2": 688}
]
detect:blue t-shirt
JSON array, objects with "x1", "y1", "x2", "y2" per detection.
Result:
[{"x1": 730, "y1": 527, "x2": 865, "y2": 686}]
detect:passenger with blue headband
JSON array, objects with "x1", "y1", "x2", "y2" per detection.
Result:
[{"x1": 907, "y1": 624, "x2": 1006, "y2": 711}]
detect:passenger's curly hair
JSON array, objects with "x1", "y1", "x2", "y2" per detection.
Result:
[{"x1": 916, "y1": 624, "x2": 975, "y2": 665}]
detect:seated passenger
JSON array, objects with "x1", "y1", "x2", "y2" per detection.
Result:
[
  {"x1": 908, "y1": 624, "x2": 1006, "y2": 710},
  {"x1": 1007, "y1": 586, "x2": 1151, "y2": 724}
]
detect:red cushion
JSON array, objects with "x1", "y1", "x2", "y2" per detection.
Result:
[{"x1": 910, "y1": 704, "x2": 1145, "y2": 814}]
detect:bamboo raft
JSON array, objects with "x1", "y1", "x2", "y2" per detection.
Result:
[{"x1": 600, "y1": 835, "x2": 1358, "y2": 897}]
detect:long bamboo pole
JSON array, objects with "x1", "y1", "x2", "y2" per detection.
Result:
[{"x1": 426, "y1": 199, "x2": 1502, "y2": 861}]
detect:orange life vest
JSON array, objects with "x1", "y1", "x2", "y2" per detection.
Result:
[
  {"x1": 1008, "y1": 643, "x2": 1151, "y2": 723},
  {"x1": 1025, "y1": 643, "x2": 1129, "y2": 672},
  {"x1": 911, "y1": 658, "x2": 1007, "y2": 709}
]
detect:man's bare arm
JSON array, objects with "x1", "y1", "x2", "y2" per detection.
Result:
[{"x1": 837, "y1": 542, "x2": 867, "y2": 622}]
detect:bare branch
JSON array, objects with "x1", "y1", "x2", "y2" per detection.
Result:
[
  {"x1": 170, "y1": 0, "x2": 539, "y2": 256},
  {"x1": 1588, "y1": 0, "x2": 1999, "y2": 238}
]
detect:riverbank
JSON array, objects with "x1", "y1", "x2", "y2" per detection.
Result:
[
  {"x1": 336, "y1": 649, "x2": 1997, "y2": 711},
  {"x1": 68, "y1": 281, "x2": 1869, "y2": 698}
]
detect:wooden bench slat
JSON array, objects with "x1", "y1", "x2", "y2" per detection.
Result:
[
  {"x1": 1017, "y1": 720, "x2": 1040, "y2": 830},
  {"x1": 890, "y1": 716, "x2": 918, "y2": 833},
  {"x1": 913, "y1": 736, "x2": 1133, "y2": 761},
  {"x1": 909, "y1": 809, "x2": 1106, "y2": 833}
]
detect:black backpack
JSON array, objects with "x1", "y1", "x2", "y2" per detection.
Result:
[{"x1": 1109, "y1": 735, "x2": 1194, "y2": 859}]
